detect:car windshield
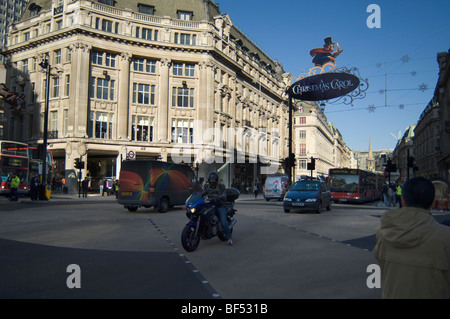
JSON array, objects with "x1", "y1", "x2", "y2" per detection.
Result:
[{"x1": 290, "y1": 181, "x2": 320, "y2": 191}]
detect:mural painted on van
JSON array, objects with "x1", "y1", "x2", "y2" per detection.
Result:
[{"x1": 119, "y1": 163, "x2": 194, "y2": 201}]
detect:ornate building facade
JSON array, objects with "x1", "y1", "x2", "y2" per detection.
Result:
[{"x1": 3, "y1": 0, "x2": 290, "y2": 192}]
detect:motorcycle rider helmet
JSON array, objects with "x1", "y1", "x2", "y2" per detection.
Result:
[{"x1": 207, "y1": 172, "x2": 219, "y2": 188}]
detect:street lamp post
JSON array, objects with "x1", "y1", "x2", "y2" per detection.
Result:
[{"x1": 39, "y1": 57, "x2": 50, "y2": 197}]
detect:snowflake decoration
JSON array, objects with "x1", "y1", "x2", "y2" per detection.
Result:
[
  {"x1": 368, "y1": 105, "x2": 376, "y2": 113},
  {"x1": 419, "y1": 83, "x2": 428, "y2": 92},
  {"x1": 379, "y1": 89, "x2": 385, "y2": 95},
  {"x1": 376, "y1": 63, "x2": 382, "y2": 68},
  {"x1": 399, "y1": 104, "x2": 405, "y2": 109},
  {"x1": 401, "y1": 55, "x2": 410, "y2": 63},
  {"x1": 411, "y1": 71, "x2": 417, "y2": 76}
]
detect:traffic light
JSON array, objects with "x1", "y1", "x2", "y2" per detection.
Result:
[
  {"x1": 407, "y1": 156, "x2": 414, "y2": 168},
  {"x1": 289, "y1": 153, "x2": 296, "y2": 167},
  {"x1": 307, "y1": 157, "x2": 316, "y2": 171},
  {"x1": 74, "y1": 158, "x2": 85, "y2": 169},
  {"x1": 386, "y1": 159, "x2": 397, "y2": 172}
]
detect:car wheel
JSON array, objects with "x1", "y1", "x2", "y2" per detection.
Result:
[
  {"x1": 159, "y1": 197, "x2": 169, "y2": 213},
  {"x1": 315, "y1": 202, "x2": 322, "y2": 214},
  {"x1": 284, "y1": 208, "x2": 290, "y2": 213}
]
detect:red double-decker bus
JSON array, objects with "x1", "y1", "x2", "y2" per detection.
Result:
[
  {"x1": 328, "y1": 168, "x2": 384, "y2": 203},
  {"x1": 0, "y1": 140, "x2": 30, "y2": 196}
]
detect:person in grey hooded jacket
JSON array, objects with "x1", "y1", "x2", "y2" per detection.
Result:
[{"x1": 373, "y1": 177, "x2": 450, "y2": 299}]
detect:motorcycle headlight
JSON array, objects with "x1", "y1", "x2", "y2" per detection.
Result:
[{"x1": 189, "y1": 208, "x2": 196, "y2": 214}]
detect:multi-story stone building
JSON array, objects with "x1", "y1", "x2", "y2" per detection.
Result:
[
  {"x1": 293, "y1": 101, "x2": 355, "y2": 179},
  {"x1": 0, "y1": 0, "x2": 29, "y2": 64},
  {"x1": 436, "y1": 50, "x2": 450, "y2": 181},
  {"x1": 2, "y1": 0, "x2": 290, "y2": 192},
  {"x1": 393, "y1": 124, "x2": 416, "y2": 181}
]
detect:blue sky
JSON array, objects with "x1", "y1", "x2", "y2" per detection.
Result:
[{"x1": 217, "y1": 0, "x2": 450, "y2": 151}]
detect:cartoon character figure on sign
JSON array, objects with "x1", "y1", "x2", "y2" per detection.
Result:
[{"x1": 310, "y1": 37, "x2": 343, "y2": 68}]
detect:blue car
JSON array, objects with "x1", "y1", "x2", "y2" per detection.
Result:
[{"x1": 283, "y1": 179, "x2": 332, "y2": 214}]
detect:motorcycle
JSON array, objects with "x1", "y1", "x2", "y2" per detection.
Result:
[{"x1": 181, "y1": 187, "x2": 240, "y2": 252}]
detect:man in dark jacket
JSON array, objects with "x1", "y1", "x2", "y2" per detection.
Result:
[
  {"x1": 374, "y1": 177, "x2": 450, "y2": 298},
  {"x1": 203, "y1": 172, "x2": 232, "y2": 246}
]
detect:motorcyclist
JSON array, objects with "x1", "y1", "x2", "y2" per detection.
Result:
[{"x1": 203, "y1": 172, "x2": 233, "y2": 246}]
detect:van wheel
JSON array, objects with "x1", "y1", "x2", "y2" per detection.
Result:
[
  {"x1": 127, "y1": 206, "x2": 138, "y2": 212},
  {"x1": 159, "y1": 197, "x2": 169, "y2": 213}
]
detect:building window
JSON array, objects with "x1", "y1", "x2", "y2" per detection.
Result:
[
  {"x1": 177, "y1": 11, "x2": 193, "y2": 21},
  {"x1": 89, "y1": 111, "x2": 114, "y2": 139},
  {"x1": 98, "y1": 0, "x2": 115, "y2": 7},
  {"x1": 65, "y1": 75, "x2": 70, "y2": 96},
  {"x1": 133, "y1": 58, "x2": 156, "y2": 73},
  {"x1": 135, "y1": 27, "x2": 159, "y2": 41},
  {"x1": 132, "y1": 115, "x2": 153, "y2": 142},
  {"x1": 172, "y1": 87, "x2": 194, "y2": 108},
  {"x1": 92, "y1": 51, "x2": 103, "y2": 65},
  {"x1": 90, "y1": 77, "x2": 115, "y2": 101},
  {"x1": 95, "y1": 18, "x2": 118, "y2": 34},
  {"x1": 299, "y1": 143, "x2": 307, "y2": 155},
  {"x1": 50, "y1": 110, "x2": 57, "y2": 132},
  {"x1": 299, "y1": 159, "x2": 307, "y2": 170},
  {"x1": 91, "y1": 50, "x2": 116, "y2": 67},
  {"x1": 22, "y1": 59, "x2": 28, "y2": 73},
  {"x1": 132, "y1": 83, "x2": 155, "y2": 105},
  {"x1": 172, "y1": 63, "x2": 195, "y2": 77},
  {"x1": 171, "y1": 118, "x2": 193, "y2": 144},
  {"x1": 63, "y1": 109, "x2": 68, "y2": 137},
  {"x1": 52, "y1": 77, "x2": 59, "y2": 98},
  {"x1": 298, "y1": 117, "x2": 306, "y2": 124},
  {"x1": 174, "y1": 33, "x2": 196, "y2": 45},
  {"x1": 299, "y1": 130, "x2": 306, "y2": 140},
  {"x1": 138, "y1": 4, "x2": 154, "y2": 15},
  {"x1": 54, "y1": 49, "x2": 61, "y2": 64}
]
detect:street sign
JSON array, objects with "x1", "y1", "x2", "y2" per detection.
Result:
[
  {"x1": 288, "y1": 72, "x2": 360, "y2": 101},
  {"x1": 127, "y1": 149, "x2": 136, "y2": 160}
]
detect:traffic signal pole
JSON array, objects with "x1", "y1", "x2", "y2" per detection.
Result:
[{"x1": 288, "y1": 95, "x2": 293, "y2": 185}]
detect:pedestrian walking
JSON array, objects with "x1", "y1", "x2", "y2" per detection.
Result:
[
  {"x1": 30, "y1": 172, "x2": 39, "y2": 201},
  {"x1": 8, "y1": 172, "x2": 20, "y2": 201},
  {"x1": 374, "y1": 176, "x2": 450, "y2": 298},
  {"x1": 396, "y1": 182, "x2": 403, "y2": 208},
  {"x1": 381, "y1": 183, "x2": 388, "y2": 207},
  {"x1": 387, "y1": 184, "x2": 395, "y2": 207},
  {"x1": 253, "y1": 184, "x2": 258, "y2": 199},
  {"x1": 82, "y1": 177, "x2": 89, "y2": 198}
]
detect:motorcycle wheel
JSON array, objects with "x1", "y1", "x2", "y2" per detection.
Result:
[{"x1": 181, "y1": 225, "x2": 200, "y2": 252}]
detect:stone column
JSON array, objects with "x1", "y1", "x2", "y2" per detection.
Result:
[
  {"x1": 68, "y1": 42, "x2": 91, "y2": 137},
  {"x1": 157, "y1": 58, "x2": 171, "y2": 143},
  {"x1": 117, "y1": 52, "x2": 131, "y2": 140}
]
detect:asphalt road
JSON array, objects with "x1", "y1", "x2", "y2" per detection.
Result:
[{"x1": 1, "y1": 193, "x2": 449, "y2": 302}]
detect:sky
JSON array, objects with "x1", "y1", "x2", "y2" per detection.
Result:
[{"x1": 217, "y1": 0, "x2": 450, "y2": 151}]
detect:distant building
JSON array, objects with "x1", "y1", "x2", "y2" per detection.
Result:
[
  {"x1": 292, "y1": 101, "x2": 354, "y2": 180},
  {"x1": 413, "y1": 50, "x2": 450, "y2": 181}
]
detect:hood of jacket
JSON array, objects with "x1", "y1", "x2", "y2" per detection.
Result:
[{"x1": 378, "y1": 207, "x2": 439, "y2": 249}]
